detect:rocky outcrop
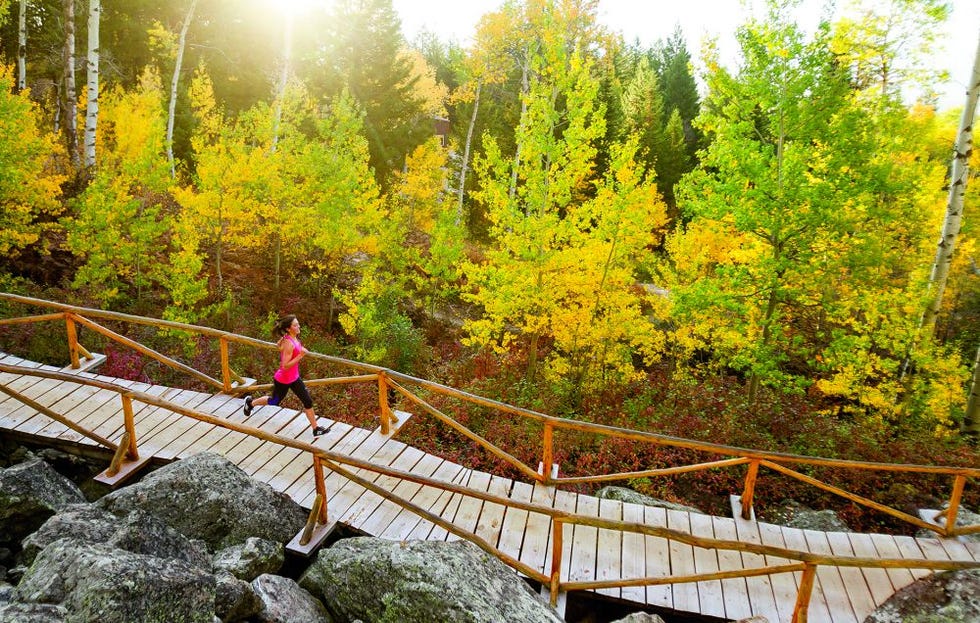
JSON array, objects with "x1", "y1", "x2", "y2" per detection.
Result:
[
  {"x1": 13, "y1": 538, "x2": 215, "y2": 623},
  {"x1": 763, "y1": 499, "x2": 850, "y2": 532},
  {"x1": 21, "y1": 504, "x2": 209, "y2": 570},
  {"x1": 0, "y1": 458, "x2": 86, "y2": 546},
  {"x1": 0, "y1": 602, "x2": 68, "y2": 623},
  {"x1": 863, "y1": 569, "x2": 980, "y2": 623},
  {"x1": 251, "y1": 573, "x2": 333, "y2": 623},
  {"x1": 300, "y1": 537, "x2": 564, "y2": 623},
  {"x1": 96, "y1": 452, "x2": 306, "y2": 550},
  {"x1": 595, "y1": 486, "x2": 704, "y2": 514},
  {"x1": 213, "y1": 537, "x2": 285, "y2": 581}
]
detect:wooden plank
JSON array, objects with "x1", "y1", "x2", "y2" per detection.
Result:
[
  {"x1": 665, "y1": 509, "x2": 699, "y2": 615},
  {"x1": 731, "y1": 511, "x2": 781, "y2": 623},
  {"x1": 595, "y1": 498, "x2": 623, "y2": 599},
  {"x1": 406, "y1": 467, "x2": 472, "y2": 541},
  {"x1": 803, "y1": 529, "x2": 859, "y2": 623},
  {"x1": 5, "y1": 378, "x2": 71, "y2": 430},
  {"x1": 519, "y1": 480, "x2": 561, "y2": 579},
  {"x1": 474, "y1": 474, "x2": 513, "y2": 550},
  {"x1": 713, "y1": 516, "x2": 753, "y2": 621},
  {"x1": 136, "y1": 391, "x2": 216, "y2": 459},
  {"x1": 354, "y1": 448, "x2": 436, "y2": 534},
  {"x1": 223, "y1": 408, "x2": 302, "y2": 475},
  {"x1": 893, "y1": 535, "x2": 931, "y2": 580},
  {"x1": 121, "y1": 389, "x2": 210, "y2": 456},
  {"x1": 292, "y1": 425, "x2": 376, "y2": 506},
  {"x1": 823, "y1": 530, "x2": 882, "y2": 621},
  {"x1": 964, "y1": 539, "x2": 980, "y2": 562},
  {"x1": 620, "y1": 502, "x2": 646, "y2": 605},
  {"x1": 688, "y1": 512, "x2": 725, "y2": 619},
  {"x1": 379, "y1": 460, "x2": 465, "y2": 541},
  {"x1": 24, "y1": 382, "x2": 102, "y2": 436},
  {"x1": 495, "y1": 480, "x2": 534, "y2": 562},
  {"x1": 780, "y1": 527, "x2": 833, "y2": 623},
  {"x1": 868, "y1": 533, "x2": 917, "y2": 592},
  {"x1": 38, "y1": 385, "x2": 134, "y2": 446},
  {"x1": 328, "y1": 436, "x2": 409, "y2": 524},
  {"x1": 161, "y1": 393, "x2": 240, "y2": 460},
  {"x1": 847, "y1": 532, "x2": 902, "y2": 605},
  {"x1": 85, "y1": 383, "x2": 167, "y2": 441},
  {"x1": 567, "y1": 494, "x2": 600, "y2": 595},
  {"x1": 642, "y1": 505, "x2": 673, "y2": 609},
  {"x1": 446, "y1": 470, "x2": 493, "y2": 541},
  {"x1": 756, "y1": 522, "x2": 801, "y2": 623},
  {"x1": 343, "y1": 444, "x2": 427, "y2": 530},
  {"x1": 933, "y1": 535, "x2": 978, "y2": 564},
  {"x1": 176, "y1": 392, "x2": 269, "y2": 459}
]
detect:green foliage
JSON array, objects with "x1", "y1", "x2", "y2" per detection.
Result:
[
  {"x1": 0, "y1": 64, "x2": 64, "y2": 260},
  {"x1": 63, "y1": 69, "x2": 172, "y2": 306}
]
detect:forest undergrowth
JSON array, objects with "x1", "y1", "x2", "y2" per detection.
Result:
[{"x1": 1, "y1": 276, "x2": 977, "y2": 538}]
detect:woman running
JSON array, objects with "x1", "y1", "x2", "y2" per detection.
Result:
[{"x1": 244, "y1": 314, "x2": 330, "y2": 437}]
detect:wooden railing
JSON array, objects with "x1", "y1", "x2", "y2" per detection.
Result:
[{"x1": 1, "y1": 293, "x2": 979, "y2": 623}]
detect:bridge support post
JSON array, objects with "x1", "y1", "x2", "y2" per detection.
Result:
[
  {"x1": 288, "y1": 454, "x2": 335, "y2": 556},
  {"x1": 792, "y1": 563, "x2": 816, "y2": 623},
  {"x1": 65, "y1": 314, "x2": 80, "y2": 369},
  {"x1": 378, "y1": 372, "x2": 399, "y2": 435},
  {"x1": 94, "y1": 394, "x2": 151, "y2": 487},
  {"x1": 739, "y1": 460, "x2": 760, "y2": 520}
]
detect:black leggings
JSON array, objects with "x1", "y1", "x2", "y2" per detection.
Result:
[{"x1": 268, "y1": 378, "x2": 314, "y2": 409}]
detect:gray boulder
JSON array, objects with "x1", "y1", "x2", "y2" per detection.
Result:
[
  {"x1": 96, "y1": 452, "x2": 306, "y2": 550},
  {"x1": 214, "y1": 570, "x2": 262, "y2": 623},
  {"x1": 13, "y1": 538, "x2": 215, "y2": 623},
  {"x1": 765, "y1": 500, "x2": 850, "y2": 532},
  {"x1": 0, "y1": 602, "x2": 67, "y2": 623},
  {"x1": 917, "y1": 506, "x2": 980, "y2": 542},
  {"x1": 213, "y1": 537, "x2": 284, "y2": 581},
  {"x1": 609, "y1": 613, "x2": 666, "y2": 622},
  {"x1": 0, "y1": 459, "x2": 86, "y2": 545},
  {"x1": 19, "y1": 505, "x2": 114, "y2": 566},
  {"x1": 300, "y1": 537, "x2": 563, "y2": 623},
  {"x1": 20, "y1": 505, "x2": 208, "y2": 569},
  {"x1": 252, "y1": 573, "x2": 332, "y2": 623},
  {"x1": 595, "y1": 486, "x2": 704, "y2": 514},
  {"x1": 863, "y1": 569, "x2": 980, "y2": 623}
]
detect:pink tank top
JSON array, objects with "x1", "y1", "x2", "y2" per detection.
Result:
[{"x1": 273, "y1": 335, "x2": 302, "y2": 384}]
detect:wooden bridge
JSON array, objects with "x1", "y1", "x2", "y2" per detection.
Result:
[{"x1": 0, "y1": 294, "x2": 978, "y2": 623}]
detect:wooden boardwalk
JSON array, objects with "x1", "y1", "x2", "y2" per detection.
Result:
[{"x1": 1, "y1": 351, "x2": 977, "y2": 623}]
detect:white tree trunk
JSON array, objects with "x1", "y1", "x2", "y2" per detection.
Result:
[
  {"x1": 17, "y1": 0, "x2": 26, "y2": 91},
  {"x1": 965, "y1": 343, "x2": 980, "y2": 438},
  {"x1": 456, "y1": 80, "x2": 481, "y2": 226},
  {"x1": 167, "y1": 0, "x2": 197, "y2": 179},
  {"x1": 83, "y1": 0, "x2": 100, "y2": 169},
  {"x1": 922, "y1": 33, "x2": 980, "y2": 332},
  {"x1": 62, "y1": 0, "x2": 80, "y2": 169}
]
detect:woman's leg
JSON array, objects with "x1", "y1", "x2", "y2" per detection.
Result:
[
  {"x1": 290, "y1": 379, "x2": 329, "y2": 435},
  {"x1": 244, "y1": 381, "x2": 287, "y2": 416}
]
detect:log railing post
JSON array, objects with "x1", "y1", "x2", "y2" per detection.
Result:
[
  {"x1": 549, "y1": 518, "x2": 563, "y2": 607},
  {"x1": 945, "y1": 474, "x2": 966, "y2": 537},
  {"x1": 313, "y1": 455, "x2": 328, "y2": 524},
  {"x1": 378, "y1": 371, "x2": 392, "y2": 435},
  {"x1": 121, "y1": 394, "x2": 139, "y2": 461},
  {"x1": 65, "y1": 313, "x2": 80, "y2": 369},
  {"x1": 220, "y1": 337, "x2": 232, "y2": 392},
  {"x1": 542, "y1": 422, "x2": 554, "y2": 484},
  {"x1": 740, "y1": 459, "x2": 760, "y2": 520},
  {"x1": 792, "y1": 563, "x2": 817, "y2": 623}
]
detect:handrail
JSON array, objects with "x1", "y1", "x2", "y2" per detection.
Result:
[
  {"x1": 0, "y1": 293, "x2": 978, "y2": 536},
  {"x1": 0, "y1": 363, "x2": 977, "y2": 623}
]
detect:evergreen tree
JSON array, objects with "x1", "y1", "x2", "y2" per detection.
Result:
[{"x1": 306, "y1": 0, "x2": 429, "y2": 186}]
